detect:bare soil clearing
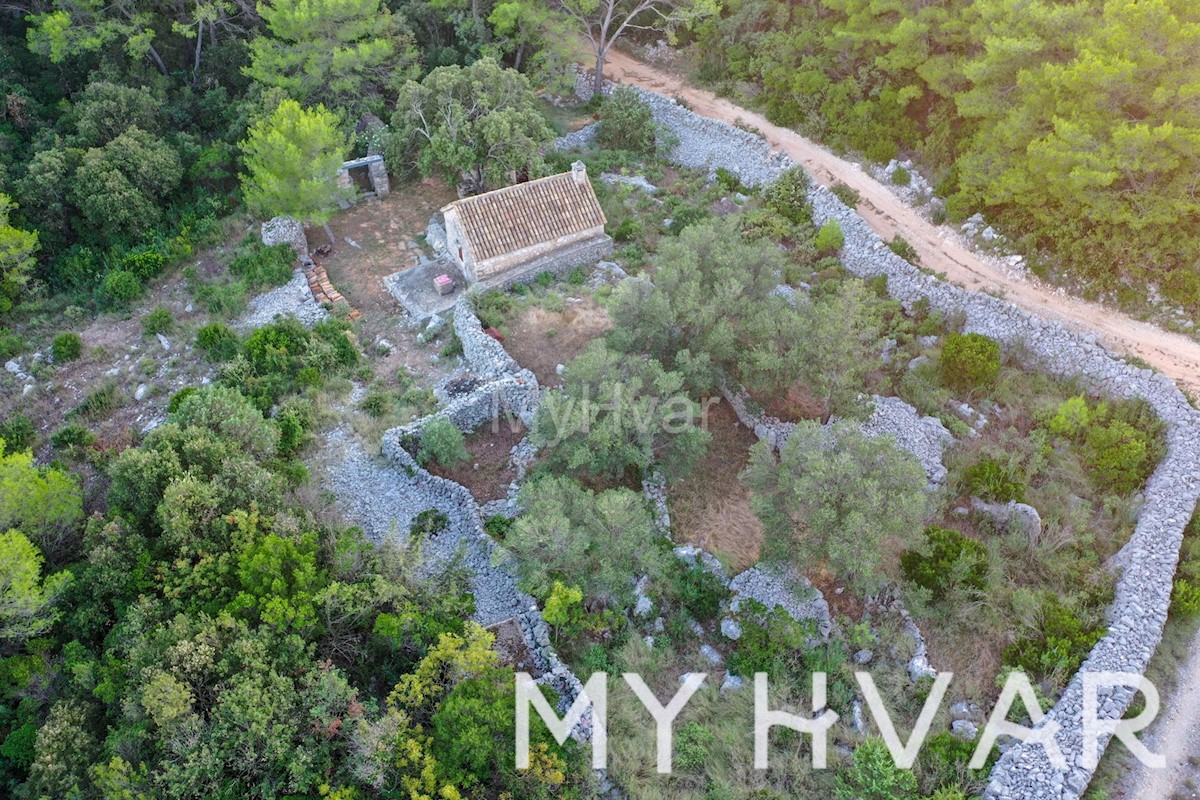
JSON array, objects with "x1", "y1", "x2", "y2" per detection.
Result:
[
  {"x1": 310, "y1": 179, "x2": 457, "y2": 318},
  {"x1": 427, "y1": 419, "x2": 527, "y2": 503},
  {"x1": 501, "y1": 297, "x2": 611, "y2": 388},
  {"x1": 667, "y1": 400, "x2": 762, "y2": 573},
  {"x1": 311, "y1": 180, "x2": 461, "y2": 394},
  {"x1": 601, "y1": 49, "x2": 1200, "y2": 398}
]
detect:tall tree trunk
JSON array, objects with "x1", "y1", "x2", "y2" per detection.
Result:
[
  {"x1": 593, "y1": 47, "x2": 606, "y2": 96},
  {"x1": 323, "y1": 223, "x2": 336, "y2": 247},
  {"x1": 191, "y1": 20, "x2": 204, "y2": 85},
  {"x1": 147, "y1": 43, "x2": 169, "y2": 76}
]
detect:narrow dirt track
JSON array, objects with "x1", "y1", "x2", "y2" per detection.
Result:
[
  {"x1": 1117, "y1": 627, "x2": 1200, "y2": 799},
  {"x1": 601, "y1": 50, "x2": 1200, "y2": 398}
]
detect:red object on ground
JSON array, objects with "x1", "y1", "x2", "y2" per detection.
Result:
[{"x1": 485, "y1": 327, "x2": 505, "y2": 342}]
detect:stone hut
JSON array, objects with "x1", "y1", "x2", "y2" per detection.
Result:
[{"x1": 440, "y1": 161, "x2": 613, "y2": 286}]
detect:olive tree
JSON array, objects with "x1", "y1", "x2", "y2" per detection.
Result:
[
  {"x1": 496, "y1": 475, "x2": 668, "y2": 609},
  {"x1": 745, "y1": 421, "x2": 927, "y2": 594}
]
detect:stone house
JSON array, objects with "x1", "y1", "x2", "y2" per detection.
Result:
[{"x1": 440, "y1": 161, "x2": 613, "y2": 286}]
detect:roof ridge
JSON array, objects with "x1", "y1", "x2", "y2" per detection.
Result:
[
  {"x1": 443, "y1": 169, "x2": 606, "y2": 264},
  {"x1": 445, "y1": 170, "x2": 577, "y2": 211}
]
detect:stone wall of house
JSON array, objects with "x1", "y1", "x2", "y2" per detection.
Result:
[
  {"x1": 475, "y1": 226, "x2": 608, "y2": 280},
  {"x1": 569, "y1": 69, "x2": 1200, "y2": 800},
  {"x1": 442, "y1": 209, "x2": 477, "y2": 281},
  {"x1": 477, "y1": 233, "x2": 614, "y2": 291}
]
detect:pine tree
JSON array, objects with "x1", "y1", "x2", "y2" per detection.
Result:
[{"x1": 240, "y1": 100, "x2": 352, "y2": 245}]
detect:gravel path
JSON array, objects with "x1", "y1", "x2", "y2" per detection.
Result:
[
  {"x1": 1117, "y1": 626, "x2": 1200, "y2": 799},
  {"x1": 320, "y1": 426, "x2": 529, "y2": 627}
]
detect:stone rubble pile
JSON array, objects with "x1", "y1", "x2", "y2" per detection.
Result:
[
  {"x1": 235, "y1": 270, "x2": 329, "y2": 331},
  {"x1": 859, "y1": 395, "x2": 953, "y2": 486},
  {"x1": 260, "y1": 215, "x2": 308, "y2": 255}
]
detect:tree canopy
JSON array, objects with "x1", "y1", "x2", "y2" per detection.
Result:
[
  {"x1": 387, "y1": 57, "x2": 555, "y2": 194},
  {"x1": 745, "y1": 421, "x2": 928, "y2": 594},
  {"x1": 240, "y1": 100, "x2": 352, "y2": 236}
]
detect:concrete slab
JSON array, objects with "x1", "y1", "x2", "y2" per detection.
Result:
[{"x1": 384, "y1": 257, "x2": 465, "y2": 320}]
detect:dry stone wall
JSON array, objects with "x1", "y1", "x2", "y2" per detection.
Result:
[
  {"x1": 570, "y1": 70, "x2": 1200, "y2": 799},
  {"x1": 380, "y1": 293, "x2": 596, "y2": 740}
]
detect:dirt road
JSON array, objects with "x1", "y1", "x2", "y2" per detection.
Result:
[
  {"x1": 1117, "y1": 626, "x2": 1200, "y2": 799},
  {"x1": 601, "y1": 49, "x2": 1200, "y2": 398}
]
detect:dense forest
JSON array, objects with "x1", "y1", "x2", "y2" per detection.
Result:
[
  {"x1": 0, "y1": 0, "x2": 1196, "y2": 315},
  {"x1": 690, "y1": 0, "x2": 1200, "y2": 299}
]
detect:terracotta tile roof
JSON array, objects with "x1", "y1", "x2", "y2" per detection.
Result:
[{"x1": 446, "y1": 169, "x2": 606, "y2": 262}]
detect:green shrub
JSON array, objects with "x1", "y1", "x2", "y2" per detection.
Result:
[
  {"x1": 714, "y1": 167, "x2": 742, "y2": 193},
  {"x1": 0, "y1": 414, "x2": 35, "y2": 453},
  {"x1": 831, "y1": 182, "x2": 861, "y2": 208},
  {"x1": 418, "y1": 417, "x2": 470, "y2": 468},
  {"x1": 727, "y1": 601, "x2": 819, "y2": 678},
  {"x1": 439, "y1": 333, "x2": 463, "y2": 358},
  {"x1": 229, "y1": 239, "x2": 296, "y2": 289},
  {"x1": 195, "y1": 322, "x2": 239, "y2": 361},
  {"x1": 0, "y1": 327, "x2": 23, "y2": 361},
  {"x1": 891, "y1": 166, "x2": 911, "y2": 185},
  {"x1": 1163, "y1": 268, "x2": 1200, "y2": 309},
  {"x1": 411, "y1": 508, "x2": 450, "y2": 538},
  {"x1": 50, "y1": 423, "x2": 94, "y2": 451},
  {"x1": 142, "y1": 307, "x2": 173, "y2": 336},
  {"x1": 1171, "y1": 578, "x2": 1200, "y2": 617},
  {"x1": 939, "y1": 332, "x2": 1001, "y2": 391},
  {"x1": 166, "y1": 387, "x2": 198, "y2": 413},
  {"x1": 963, "y1": 458, "x2": 1026, "y2": 503},
  {"x1": 838, "y1": 738, "x2": 920, "y2": 800},
  {"x1": 276, "y1": 400, "x2": 313, "y2": 457},
  {"x1": 1046, "y1": 395, "x2": 1091, "y2": 438},
  {"x1": 1003, "y1": 596, "x2": 1102, "y2": 682},
  {"x1": 611, "y1": 218, "x2": 642, "y2": 243},
  {"x1": 483, "y1": 514, "x2": 514, "y2": 540},
  {"x1": 69, "y1": 383, "x2": 121, "y2": 420},
  {"x1": 361, "y1": 391, "x2": 394, "y2": 418},
  {"x1": 400, "y1": 387, "x2": 438, "y2": 414},
  {"x1": 98, "y1": 270, "x2": 144, "y2": 310},
  {"x1": 534, "y1": 271, "x2": 555, "y2": 289},
  {"x1": 764, "y1": 167, "x2": 812, "y2": 224},
  {"x1": 813, "y1": 219, "x2": 845, "y2": 253},
  {"x1": 121, "y1": 249, "x2": 166, "y2": 281},
  {"x1": 888, "y1": 235, "x2": 920, "y2": 263},
  {"x1": 901, "y1": 526, "x2": 988, "y2": 601},
  {"x1": 1084, "y1": 419, "x2": 1152, "y2": 495},
  {"x1": 193, "y1": 279, "x2": 248, "y2": 317},
  {"x1": 918, "y1": 732, "x2": 993, "y2": 796},
  {"x1": 668, "y1": 205, "x2": 710, "y2": 235},
  {"x1": 596, "y1": 87, "x2": 658, "y2": 154},
  {"x1": 474, "y1": 290, "x2": 515, "y2": 330},
  {"x1": 671, "y1": 563, "x2": 727, "y2": 623},
  {"x1": 51, "y1": 332, "x2": 83, "y2": 363},
  {"x1": 674, "y1": 722, "x2": 715, "y2": 771}
]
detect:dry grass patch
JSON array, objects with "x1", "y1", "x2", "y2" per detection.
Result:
[
  {"x1": 501, "y1": 296, "x2": 611, "y2": 387},
  {"x1": 668, "y1": 401, "x2": 762, "y2": 573}
]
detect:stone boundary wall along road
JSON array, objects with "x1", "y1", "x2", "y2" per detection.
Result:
[{"x1": 569, "y1": 69, "x2": 1200, "y2": 800}]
